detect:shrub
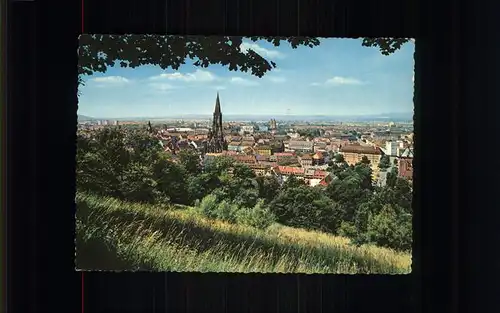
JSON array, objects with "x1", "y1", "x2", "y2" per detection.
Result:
[
  {"x1": 197, "y1": 194, "x2": 219, "y2": 219},
  {"x1": 213, "y1": 200, "x2": 239, "y2": 223},
  {"x1": 337, "y1": 221, "x2": 358, "y2": 238},
  {"x1": 236, "y1": 200, "x2": 276, "y2": 229},
  {"x1": 365, "y1": 204, "x2": 412, "y2": 252}
]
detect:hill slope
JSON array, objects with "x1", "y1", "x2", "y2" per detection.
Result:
[{"x1": 75, "y1": 193, "x2": 411, "y2": 273}]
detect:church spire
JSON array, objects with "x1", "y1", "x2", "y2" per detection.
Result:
[{"x1": 214, "y1": 92, "x2": 221, "y2": 114}]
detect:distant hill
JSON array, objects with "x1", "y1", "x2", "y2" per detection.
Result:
[{"x1": 78, "y1": 115, "x2": 95, "y2": 122}]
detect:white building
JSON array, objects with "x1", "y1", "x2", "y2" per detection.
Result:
[
  {"x1": 240, "y1": 125, "x2": 254, "y2": 134},
  {"x1": 385, "y1": 141, "x2": 398, "y2": 156}
]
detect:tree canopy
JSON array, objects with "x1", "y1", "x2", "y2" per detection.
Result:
[{"x1": 78, "y1": 35, "x2": 411, "y2": 80}]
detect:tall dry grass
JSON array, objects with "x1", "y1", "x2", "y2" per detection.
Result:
[{"x1": 75, "y1": 192, "x2": 411, "y2": 274}]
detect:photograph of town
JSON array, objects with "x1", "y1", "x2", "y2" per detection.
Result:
[{"x1": 76, "y1": 35, "x2": 414, "y2": 274}]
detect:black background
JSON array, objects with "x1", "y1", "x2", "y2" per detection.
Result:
[{"x1": 6, "y1": 0, "x2": 499, "y2": 312}]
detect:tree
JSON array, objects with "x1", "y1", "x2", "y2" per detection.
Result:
[
  {"x1": 360, "y1": 156, "x2": 371, "y2": 165},
  {"x1": 269, "y1": 185, "x2": 344, "y2": 233},
  {"x1": 353, "y1": 163, "x2": 374, "y2": 190},
  {"x1": 78, "y1": 36, "x2": 411, "y2": 83},
  {"x1": 79, "y1": 35, "x2": 320, "y2": 78},
  {"x1": 186, "y1": 172, "x2": 221, "y2": 204},
  {"x1": 326, "y1": 174, "x2": 370, "y2": 222},
  {"x1": 361, "y1": 38, "x2": 412, "y2": 56},
  {"x1": 282, "y1": 174, "x2": 304, "y2": 189},
  {"x1": 232, "y1": 163, "x2": 256, "y2": 180},
  {"x1": 365, "y1": 204, "x2": 412, "y2": 251},
  {"x1": 334, "y1": 153, "x2": 345, "y2": 163},
  {"x1": 379, "y1": 155, "x2": 391, "y2": 170},
  {"x1": 256, "y1": 176, "x2": 281, "y2": 204},
  {"x1": 153, "y1": 153, "x2": 189, "y2": 204},
  {"x1": 386, "y1": 167, "x2": 399, "y2": 188},
  {"x1": 178, "y1": 149, "x2": 201, "y2": 175}
]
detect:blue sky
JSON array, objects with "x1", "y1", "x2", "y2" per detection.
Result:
[{"x1": 78, "y1": 37, "x2": 415, "y2": 118}]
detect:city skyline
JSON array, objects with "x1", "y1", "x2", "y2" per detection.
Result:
[{"x1": 78, "y1": 37, "x2": 415, "y2": 119}]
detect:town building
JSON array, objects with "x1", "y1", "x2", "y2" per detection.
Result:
[
  {"x1": 227, "y1": 142, "x2": 241, "y2": 152},
  {"x1": 398, "y1": 147, "x2": 414, "y2": 180},
  {"x1": 385, "y1": 141, "x2": 399, "y2": 156},
  {"x1": 340, "y1": 145, "x2": 383, "y2": 167},
  {"x1": 240, "y1": 125, "x2": 254, "y2": 134},
  {"x1": 298, "y1": 154, "x2": 313, "y2": 167},
  {"x1": 312, "y1": 151, "x2": 325, "y2": 165},
  {"x1": 340, "y1": 144, "x2": 383, "y2": 180},
  {"x1": 288, "y1": 140, "x2": 314, "y2": 153},
  {"x1": 255, "y1": 145, "x2": 272, "y2": 156}
]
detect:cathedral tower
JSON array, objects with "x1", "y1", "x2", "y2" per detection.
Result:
[{"x1": 204, "y1": 92, "x2": 227, "y2": 153}]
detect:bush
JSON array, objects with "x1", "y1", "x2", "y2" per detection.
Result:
[
  {"x1": 337, "y1": 221, "x2": 358, "y2": 238},
  {"x1": 236, "y1": 200, "x2": 276, "y2": 229},
  {"x1": 364, "y1": 204, "x2": 412, "y2": 252},
  {"x1": 214, "y1": 200, "x2": 239, "y2": 223},
  {"x1": 197, "y1": 194, "x2": 219, "y2": 219}
]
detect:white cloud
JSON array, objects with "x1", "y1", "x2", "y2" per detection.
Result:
[
  {"x1": 230, "y1": 77, "x2": 259, "y2": 86},
  {"x1": 89, "y1": 76, "x2": 131, "y2": 86},
  {"x1": 267, "y1": 76, "x2": 286, "y2": 83},
  {"x1": 148, "y1": 82, "x2": 178, "y2": 92},
  {"x1": 149, "y1": 69, "x2": 216, "y2": 83},
  {"x1": 240, "y1": 42, "x2": 285, "y2": 59},
  {"x1": 325, "y1": 76, "x2": 364, "y2": 86},
  {"x1": 311, "y1": 76, "x2": 365, "y2": 87}
]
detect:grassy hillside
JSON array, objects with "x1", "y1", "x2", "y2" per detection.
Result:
[{"x1": 75, "y1": 193, "x2": 411, "y2": 274}]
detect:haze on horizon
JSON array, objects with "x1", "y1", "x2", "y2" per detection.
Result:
[{"x1": 78, "y1": 37, "x2": 415, "y2": 119}]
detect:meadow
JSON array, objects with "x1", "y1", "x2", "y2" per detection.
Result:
[{"x1": 76, "y1": 192, "x2": 411, "y2": 274}]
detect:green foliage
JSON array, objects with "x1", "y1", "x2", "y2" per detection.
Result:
[
  {"x1": 360, "y1": 156, "x2": 371, "y2": 165},
  {"x1": 76, "y1": 123, "x2": 413, "y2": 254},
  {"x1": 338, "y1": 221, "x2": 358, "y2": 238},
  {"x1": 232, "y1": 188, "x2": 260, "y2": 209},
  {"x1": 186, "y1": 173, "x2": 220, "y2": 204},
  {"x1": 269, "y1": 186, "x2": 344, "y2": 233},
  {"x1": 78, "y1": 35, "x2": 321, "y2": 78},
  {"x1": 361, "y1": 38, "x2": 411, "y2": 56},
  {"x1": 213, "y1": 200, "x2": 239, "y2": 223},
  {"x1": 365, "y1": 205, "x2": 412, "y2": 252},
  {"x1": 178, "y1": 149, "x2": 201, "y2": 175},
  {"x1": 119, "y1": 162, "x2": 163, "y2": 204},
  {"x1": 152, "y1": 153, "x2": 189, "y2": 205},
  {"x1": 76, "y1": 193, "x2": 411, "y2": 273},
  {"x1": 232, "y1": 163, "x2": 256, "y2": 179},
  {"x1": 197, "y1": 194, "x2": 220, "y2": 219},
  {"x1": 297, "y1": 129, "x2": 321, "y2": 139},
  {"x1": 386, "y1": 167, "x2": 399, "y2": 188},
  {"x1": 235, "y1": 200, "x2": 276, "y2": 230},
  {"x1": 256, "y1": 176, "x2": 280, "y2": 204},
  {"x1": 334, "y1": 153, "x2": 345, "y2": 163},
  {"x1": 379, "y1": 155, "x2": 391, "y2": 169}
]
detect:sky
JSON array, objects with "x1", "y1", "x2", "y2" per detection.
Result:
[{"x1": 78, "y1": 37, "x2": 415, "y2": 118}]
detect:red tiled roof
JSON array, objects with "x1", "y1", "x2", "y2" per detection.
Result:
[
  {"x1": 275, "y1": 152, "x2": 296, "y2": 157},
  {"x1": 276, "y1": 166, "x2": 305, "y2": 175},
  {"x1": 314, "y1": 170, "x2": 328, "y2": 177}
]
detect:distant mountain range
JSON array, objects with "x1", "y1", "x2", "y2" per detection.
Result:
[
  {"x1": 78, "y1": 115, "x2": 96, "y2": 122},
  {"x1": 78, "y1": 112, "x2": 414, "y2": 123}
]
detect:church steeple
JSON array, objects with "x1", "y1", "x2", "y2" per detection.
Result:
[
  {"x1": 204, "y1": 92, "x2": 227, "y2": 154},
  {"x1": 214, "y1": 92, "x2": 221, "y2": 114}
]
